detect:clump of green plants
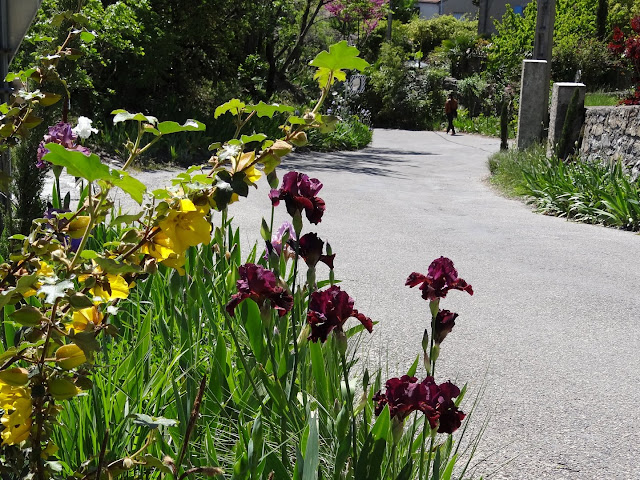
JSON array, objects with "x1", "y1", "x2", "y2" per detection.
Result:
[
  {"x1": 363, "y1": 44, "x2": 447, "y2": 130},
  {"x1": 488, "y1": 145, "x2": 640, "y2": 230},
  {"x1": 453, "y1": 108, "x2": 516, "y2": 139},
  {"x1": 0, "y1": 38, "x2": 487, "y2": 480}
]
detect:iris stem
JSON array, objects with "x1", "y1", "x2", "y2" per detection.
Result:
[{"x1": 340, "y1": 351, "x2": 358, "y2": 467}]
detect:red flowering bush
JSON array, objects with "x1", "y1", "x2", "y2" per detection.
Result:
[{"x1": 609, "y1": 17, "x2": 640, "y2": 104}]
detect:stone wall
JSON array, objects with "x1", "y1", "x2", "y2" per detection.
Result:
[{"x1": 580, "y1": 106, "x2": 640, "y2": 177}]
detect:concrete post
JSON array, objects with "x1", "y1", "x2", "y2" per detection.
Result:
[
  {"x1": 516, "y1": 60, "x2": 549, "y2": 150},
  {"x1": 547, "y1": 82, "x2": 586, "y2": 156}
]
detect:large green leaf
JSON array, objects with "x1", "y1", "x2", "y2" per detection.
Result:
[
  {"x1": 108, "y1": 169, "x2": 146, "y2": 204},
  {"x1": 214, "y1": 99, "x2": 245, "y2": 118},
  {"x1": 157, "y1": 119, "x2": 206, "y2": 134},
  {"x1": 43, "y1": 144, "x2": 111, "y2": 182},
  {"x1": 111, "y1": 109, "x2": 158, "y2": 125},
  {"x1": 246, "y1": 102, "x2": 295, "y2": 118},
  {"x1": 310, "y1": 41, "x2": 368, "y2": 72}
]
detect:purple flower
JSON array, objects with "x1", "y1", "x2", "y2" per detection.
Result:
[
  {"x1": 406, "y1": 257, "x2": 473, "y2": 301},
  {"x1": 226, "y1": 263, "x2": 293, "y2": 317},
  {"x1": 270, "y1": 221, "x2": 297, "y2": 257},
  {"x1": 373, "y1": 375, "x2": 465, "y2": 434},
  {"x1": 306, "y1": 285, "x2": 372, "y2": 342},
  {"x1": 433, "y1": 309, "x2": 458, "y2": 344},
  {"x1": 296, "y1": 232, "x2": 335, "y2": 269},
  {"x1": 37, "y1": 122, "x2": 91, "y2": 169},
  {"x1": 269, "y1": 171, "x2": 325, "y2": 224}
]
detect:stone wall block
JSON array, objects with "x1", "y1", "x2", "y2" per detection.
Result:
[{"x1": 580, "y1": 105, "x2": 640, "y2": 179}]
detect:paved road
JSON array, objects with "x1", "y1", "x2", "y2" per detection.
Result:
[{"x1": 54, "y1": 129, "x2": 640, "y2": 479}]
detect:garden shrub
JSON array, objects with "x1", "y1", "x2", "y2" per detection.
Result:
[
  {"x1": 404, "y1": 15, "x2": 478, "y2": 56},
  {"x1": 364, "y1": 44, "x2": 447, "y2": 130},
  {"x1": 488, "y1": 145, "x2": 640, "y2": 230}
]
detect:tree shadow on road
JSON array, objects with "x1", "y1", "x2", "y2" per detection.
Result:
[{"x1": 287, "y1": 147, "x2": 435, "y2": 177}]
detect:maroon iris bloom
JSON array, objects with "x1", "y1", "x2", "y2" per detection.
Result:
[
  {"x1": 306, "y1": 285, "x2": 372, "y2": 342},
  {"x1": 296, "y1": 232, "x2": 335, "y2": 269},
  {"x1": 406, "y1": 257, "x2": 473, "y2": 301},
  {"x1": 269, "y1": 171, "x2": 325, "y2": 224},
  {"x1": 373, "y1": 375, "x2": 465, "y2": 434},
  {"x1": 37, "y1": 122, "x2": 91, "y2": 169},
  {"x1": 434, "y1": 309, "x2": 458, "y2": 344},
  {"x1": 226, "y1": 263, "x2": 293, "y2": 317}
]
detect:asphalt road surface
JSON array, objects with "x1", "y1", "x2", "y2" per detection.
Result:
[{"x1": 52, "y1": 129, "x2": 640, "y2": 479}]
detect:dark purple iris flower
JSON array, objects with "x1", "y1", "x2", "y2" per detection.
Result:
[
  {"x1": 306, "y1": 285, "x2": 372, "y2": 342},
  {"x1": 226, "y1": 263, "x2": 293, "y2": 317},
  {"x1": 406, "y1": 257, "x2": 473, "y2": 301},
  {"x1": 37, "y1": 122, "x2": 91, "y2": 169},
  {"x1": 434, "y1": 309, "x2": 458, "y2": 344},
  {"x1": 269, "y1": 171, "x2": 325, "y2": 224},
  {"x1": 373, "y1": 375, "x2": 465, "y2": 434},
  {"x1": 295, "y1": 232, "x2": 335, "y2": 269}
]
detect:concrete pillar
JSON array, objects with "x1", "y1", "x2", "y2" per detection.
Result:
[
  {"x1": 547, "y1": 82, "x2": 586, "y2": 156},
  {"x1": 517, "y1": 60, "x2": 549, "y2": 150}
]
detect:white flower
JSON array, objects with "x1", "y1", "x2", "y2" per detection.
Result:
[{"x1": 72, "y1": 116, "x2": 98, "y2": 139}]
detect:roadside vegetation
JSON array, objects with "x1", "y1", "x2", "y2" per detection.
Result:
[{"x1": 489, "y1": 146, "x2": 640, "y2": 230}]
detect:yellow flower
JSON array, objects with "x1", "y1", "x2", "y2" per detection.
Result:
[
  {"x1": 161, "y1": 252, "x2": 186, "y2": 276},
  {"x1": 158, "y1": 199, "x2": 211, "y2": 254},
  {"x1": 0, "y1": 380, "x2": 32, "y2": 446},
  {"x1": 91, "y1": 274, "x2": 130, "y2": 302},
  {"x1": 140, "y1": 231, "x2": 176, "y2": 262},
  {"x1": 69, "y1": 306, "x2": 102, "y2": 332},
  {"x1": 23, "y1": 261, "x2": 56, "y2": 298}
]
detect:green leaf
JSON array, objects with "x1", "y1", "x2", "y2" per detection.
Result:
[
  {"x1": 80, "y1": 250, "x2": 99, "y2": 259},
  {"x1": 240, "y1": 133, "x2": 267, "y2": 144},
  {"x1": 108, "y1": 170, "x2": 146, "y2": 204},
  {"x1": 39, "y1": 93, "x2": 61, "y2": 107},
  {"x1": 371, "y1": 404, "x2": 391, "y2": 443},
  {"x1": 111, "y1": 109, "x2": 158, "y2": 125},
  {"x1": 309, "y1": 342, "x2": 329, "y2": 408},
  {"x1": 214, "y1": 99, "x2": 245, "y2": 119},
  {"x1": 246, "y1": 102, "x2": 295, "y2": 118},
  {"x1": 310, "y1": 41, "x2": 369, "y2": 87},
  {"x1": 310, "y1": 41, "x2": 369, "y2": 72},
  {"x1": 157, "y1": 119, "x2": 206, "y2": 134},
  {"x1": 94, "y1": 257, "x2": 142, "y2": 275},
  {"x1": 9, "y1": 306, "x2": 44, "y2": 327},
  {"x1": 130, "y1": 413, "x2": 178, "y2": 429},
  {"x1": 43, "y1": 144, "x2": 111, "y2": 182},
  {"x1": 430, "y1": 448, "x2": 441, "y2": 480},
  {"x1": 287, "y1": 116, "x2": 307, "y2": 125},
  {"x1": 302, "y1": 412, "x2": 319, "y2": 480},
  {"x1": 441, "y1": 454, "x2": 457, "y2": 480},
  {"x1": 67, "y1": 293, "x2": 95, "y2": 309},
  {"x1": 407, "y1": 354, "x2": 420, "y2": 377},
  {"x1": 80, "y1": 30, "x2": 95, "y2": 42},
  {"x1": 111, "y1": 213, "x2": 143, "y2": 226},
  {"x1": 239, "y1": 300, "x2": 266, "y2": 365}
]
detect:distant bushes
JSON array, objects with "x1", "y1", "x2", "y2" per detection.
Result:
[{"x1": 362, "y1": 44, "x2": 446, "y2": 130}]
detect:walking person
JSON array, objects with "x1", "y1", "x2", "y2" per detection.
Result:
[{"x1": 445, "y1": 92, "x2": 458, "y2": 135}]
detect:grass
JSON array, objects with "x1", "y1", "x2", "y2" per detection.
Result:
[
  {"x1": 584, "y1": 92, "x2": 621, "y2": 107},
  {"x1": 488, "y1": 145, "x2": 640, "y2": 230},
  {"x1": 453, "y1": 108, "x2": 516, "y2": 138}
]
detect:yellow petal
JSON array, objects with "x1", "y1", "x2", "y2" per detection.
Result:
[{"x1": 70, "y1": 306, "x2": 101, "y2": 331}]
